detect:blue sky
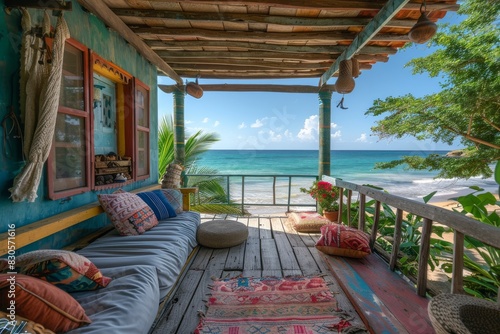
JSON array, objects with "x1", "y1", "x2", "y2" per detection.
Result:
[{"x1": 157, "y1": 13, "x2": 462, "y2": 151}]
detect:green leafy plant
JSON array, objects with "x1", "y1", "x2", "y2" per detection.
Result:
[
  {"x1": 300, "y1": 180, "x2": 340, "y2": 212},
  {"x1": 442, "y1": 187, "x2": 500, "y2": 301}
]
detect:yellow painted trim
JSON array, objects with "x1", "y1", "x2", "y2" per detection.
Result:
[
  {"x1": 0, "y1": 184, "x2": 161, "y2": 256},
  {"x1": 179, "y1": 187, "x2": 198, "y2": 211}
]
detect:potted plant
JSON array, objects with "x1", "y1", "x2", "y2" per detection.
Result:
[{"x1": 300, "y1": 180, "x2": 340, "y2": 222}]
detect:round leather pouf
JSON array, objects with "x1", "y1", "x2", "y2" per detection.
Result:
[{"x1": 197, "y1": 220, "x2": 248, "y2": 248}]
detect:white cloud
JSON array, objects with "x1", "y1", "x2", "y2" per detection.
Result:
[
  {"x1": 251, "y1": 119, "x2": 264, "y2": 128},
  {"x1": 185, "y1": 120, "x2": 193, "y2": 124},
  {"x1": 356, "y1": 133, "x2": 368, "y2": 142},
  {"x1": 297, "y1": 115, "x2": 319, "y2": 141},
  {"x1": 283, "y1": 129, "x2": 293, "y2": 140},
  {"x1": 258, "y1": 129, "x2": 282, "y2": 142},
  {"x1": 331, "y1": 130, "x2": 342, "y2": 139},
  {"x1": 214, "y1": 121, "x2": 220, "y2": 127},
  {"x1": 238, "y1": 122, "x2": 246, "y2": 129},
  {"x1": 331, "y1": 122, "x2": 338, "y2": 129},
  {"x1": 202, "y1": 117, "x2": 209, "y2": 123}
]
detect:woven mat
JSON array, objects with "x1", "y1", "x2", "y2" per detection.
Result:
[{"x1": 195, "y1": 276, "x2": 367, "y2": 334}]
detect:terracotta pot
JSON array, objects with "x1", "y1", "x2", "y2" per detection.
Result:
[{"x1": 323, "y1": 210, "x2": 339, "y2": 222}]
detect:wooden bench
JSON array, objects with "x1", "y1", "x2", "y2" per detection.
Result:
[
  {"x1": 0, "y1": 186, "x2": 197, "y2": 256},
  {"x1": 321, "y1": 251, "x2": 434, "y2": 334}
]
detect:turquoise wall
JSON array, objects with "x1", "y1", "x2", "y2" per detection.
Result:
[{"x1": 0, "y1": 0, "x2": 160, "y2": 253}]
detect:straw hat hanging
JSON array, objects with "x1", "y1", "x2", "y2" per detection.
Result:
[{"x1": 334, "y1": 59, "x2": 355, "y2": 94}]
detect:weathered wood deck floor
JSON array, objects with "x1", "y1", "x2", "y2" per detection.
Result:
[
  {"x1": 151, "y1": 214, "x2": 366, "y2": 334},
  {"x1": 151, "y1": 213, "x2": 434, "y2": 334}
]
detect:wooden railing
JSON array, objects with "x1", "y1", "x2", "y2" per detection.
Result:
[{"x1": 326, "y1": 176, "x2": 500, "y2": 299}]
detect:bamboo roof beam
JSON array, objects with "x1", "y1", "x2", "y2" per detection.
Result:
[
  {"x1": 76, "y1": 0, "x2": 182, "y2": 84},
  {"x1": 160, "y1": 84, "x2": 337, "y2": 94},
  {"x1": 115, "y1": 9, "x2": 415, "y2": 29},
  {"x1": 146, "y1": 41, "x2": 398, "y2": 56},
  {"x1": 320, "y1": 0, "x2": 410, "y2": 86},
  {"x1": 134, "y1": 28, "x2": 409, "y2": 43},
  {"x1": 144, "y1": 0, "x2": 459, "y2": 12}
]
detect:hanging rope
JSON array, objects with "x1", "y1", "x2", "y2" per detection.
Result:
[{"x1": 10, "y1": 14, "x2": 70, "y2": 202}]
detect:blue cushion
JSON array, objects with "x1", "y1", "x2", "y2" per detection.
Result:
[{"x1": 136, "y1": 190, "x2": 177, "y2": 220}]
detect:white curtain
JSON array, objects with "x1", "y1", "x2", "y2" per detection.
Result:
[{"x1": 9, "y1": 14, "x2": 70, "y2": 202}]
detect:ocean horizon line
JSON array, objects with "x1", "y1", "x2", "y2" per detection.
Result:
[{"x1": 205, "y1": 148, "x2": 455, "y2": 152}]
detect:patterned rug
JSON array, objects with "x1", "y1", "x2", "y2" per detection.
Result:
[{"x1": 195, "y1": 276, "x2": 363, "y2": 334}]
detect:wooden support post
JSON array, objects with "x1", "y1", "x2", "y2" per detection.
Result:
[
  {"x1": 338, "y1": 187, "x2": 344, "y2": 224},
  {"x1": 318, "y1": 91, "x2": 332, "y2": 178},
  {"x1": 346, "y1": 189, "x2": 352, "y2": 227},
  {"x1": 417, "y1": 218, "x2": 433, "y2": 297},
  {"x1": 451, "y1": 230, "x2": 464, "y2": 294},
  {"x1": 389, "y1": 208, "x2": 403, "y2": 271},
  {"x1": 173, "y1": 88, "x2": 185, "y2": 165},
  {"x1": 358, "y1": 193, "x2": 366, "y2": 231},
  {"x1": 369, "y1": 201, "x2": 381, "y2": 251}
]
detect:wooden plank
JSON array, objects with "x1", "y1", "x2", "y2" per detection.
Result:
[
  {"x1": 177, "y1": 268, "x2": 223, "y2": 333},
  {"x1": 321, "y1": 253, "x2": 409, "y2": 334},
  {"x1": 161, "y1": 84, "x2": 336, "y2": 94},
  {"x1": 225, "y1": 241, "x2": 246, "y2": 271},
  {"x1": 293, "y1": 246, "x2": 320, "y2": 276},
  {"x1": 151, "y1": 269, "x2": 203, "y2": 333},
  {"x1": 271, "y1": 218, "x2": 300, "y2": 270},
  {"x1": 76, "y1": 0, "x2": 182, "y2": 83},
  {"x1": 343, "y1": 254, "x2": 434, "y2": 334},
  {"x1": 244, "y1": 218, "x2": 262, "y2": 270},
  {"x1": 261, "y1": 238, "x2": 281, "y2": 270},
  {"x1": 452, "y1": 231, "x2": 464, "y2": 294},
  {"x1": 319, "y1": 0, "x2": 410, "y2": 86},
  {"x1": 389, "y1": 208, "x2": 403, "y2": 271},
  {"x1": 417, "y1": 218, "x2": 432, "y2": 297},
  {"x1": 190, "y1": 247, "x2": 214, "y2": 270},
  {"x1": 259, "y1": 217, "x2": 273, "y2": 239},
  {"x1": 369, "y1": 201, "x2": 381, "y2": 250}
]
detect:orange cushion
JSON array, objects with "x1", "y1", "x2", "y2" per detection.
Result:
[
  {"x1": 315, "y1": 224, "x2": 371, "y2": 258},
  {"x1": 0, "y1": 274, "x2": 91, "y2": 332}
]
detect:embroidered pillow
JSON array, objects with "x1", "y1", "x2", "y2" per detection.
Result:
[
  {"x1": 98, "y1": 191, "x2": 158, "y2": 235},
  {"x1": 137, "y1": 189, "x2": 177, "y2": 220},
  {"x1": 315, "y1": 223, "x2": 371, "y2": 258},
  {"x1": 0, "y1": 250, "x2": 111, "y2": 293},
  {"x1": 289, "y1": 211, "x2": 329, "y2": 233},
  {"x1": 160, "y1": 188, "x2": 183, "y2": 214},
  {"x1": 0, "y1": 274, "x2": 91, "y2": 333}
]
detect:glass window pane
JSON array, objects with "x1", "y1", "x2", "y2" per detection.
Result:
[
  {"x1": 136, "y1": 88, "x2": 148, "y2": 127},
  {"x1": 60, "y1": 44, "x2": 84, "y2": 110},
  {"x1": 137, "y1": 130, "x2": 149, "y2": 176},
  {"x1": 53, "y1": 114, "x2": 86, "y2": 192}
]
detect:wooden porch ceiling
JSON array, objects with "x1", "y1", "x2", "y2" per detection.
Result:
[{"x1": 76, "y1": 0, "x2": 459, "y2": 87}]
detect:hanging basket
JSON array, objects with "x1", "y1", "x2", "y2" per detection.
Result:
[{"x1": 334, "y1": 59, "x2": 355, "y2": 94}]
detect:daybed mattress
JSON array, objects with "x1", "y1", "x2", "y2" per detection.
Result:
[
  {"x1": 76, "y1": 211, "x2": 200, "y2": 299},
  {"x1": 66, "y1": 265, "x2": 159, "y2": 334}
]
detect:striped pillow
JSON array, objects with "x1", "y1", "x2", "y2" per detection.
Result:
[
  {"x1": 160, "y1": 188, "x2": 183, "y2": 213},
  {"x1": 137, "y1": 190, "x2": 177, "y2": 220}
]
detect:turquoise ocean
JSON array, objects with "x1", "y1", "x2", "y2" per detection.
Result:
[{"x1": 193, "y1": 150, "x2": 497, "y2": 213}]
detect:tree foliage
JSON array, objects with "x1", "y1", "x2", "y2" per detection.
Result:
[{"x1": 366, "y1": 0, "x2": 500, "y2": 179}]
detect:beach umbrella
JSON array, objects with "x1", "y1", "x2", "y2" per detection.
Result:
[{"x1": 9, "y1": 14, "x2": 70, "y2": 202}]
